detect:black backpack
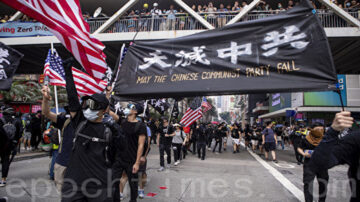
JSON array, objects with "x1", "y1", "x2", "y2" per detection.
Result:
[
  {"x1": 1, "y1": 117, "x2": 16, "y2": 141},
  {"x1": 72, "y1": 120, "x2": 114, "y2": 167}
]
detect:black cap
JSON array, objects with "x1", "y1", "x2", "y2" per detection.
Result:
[
  {"x1": 82, "y1": 93, "x2": 109, "y2": 110},
  {"x1": 134, "y1": 103, "x2": 144, "y2": 113}
]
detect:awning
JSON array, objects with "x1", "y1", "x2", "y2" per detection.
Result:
[
  {"x1": 252, "y1": 106, "x2": 269, "y2": 113},
  {"x1": 259, "y1": 106, "x2": 360, "y2": 119}
]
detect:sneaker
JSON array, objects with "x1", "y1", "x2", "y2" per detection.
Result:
[
  {"x1": 174, "y1": 161, "x2": 179, "y2": 166},
  {"x1": 21, "y1": 147, "x2": 25, "y2": 150},
  {"x1": 0, "y1": 180, "x2": 6, "y2": 187},
  {"x1": 207, "y1": 148, "x2": 211, "y2": 151},
  {"x1": 138, "y1": 189, "x2": 144, "y2": 199},
  {"x1": 158, "y1": 167, "x2": 165, "y2": 172},
  {"x1": 273, "y1": 160, "x2": 278, "y2": 163},
  {"x1": 166, "y1": 164, "x2": 171, "y2": 169},
  {"x1": 233, "y1": 151, "x2": 236, "y2": 154},
  {"x1": 120, "y1": 193, "x2": 124, "y2": 201}
]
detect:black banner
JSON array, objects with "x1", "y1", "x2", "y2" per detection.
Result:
[
  {"x1": 114, "y1": 0, "x2": 336, "y2": 99},
  {"x1": 0, "y1": 42, "x2": 23, "y2": 91}
]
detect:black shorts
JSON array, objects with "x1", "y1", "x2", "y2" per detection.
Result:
[{"x1": 264, "y1": 142, "x2": 276, "y2": 152}]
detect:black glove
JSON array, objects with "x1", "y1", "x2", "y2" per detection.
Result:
[{"x1": 63, "y1": 57, "x2": 75, "y2": 70}]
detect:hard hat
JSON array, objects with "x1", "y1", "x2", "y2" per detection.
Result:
[
  {"x1": 153, "y1": 3, "x2": 158, "y2": 7},
  {"x1": 143, "y1": 3, "x2": 149, "y2": 8}
]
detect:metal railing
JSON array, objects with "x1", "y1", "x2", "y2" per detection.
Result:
[{"x1": 87, "y1": 9, "x2": 360, "y2": 34}]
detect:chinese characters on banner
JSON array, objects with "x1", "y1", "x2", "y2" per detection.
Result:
[
  {"x1": 114, "y1": 0, "x2": 336, "y2": 99},
  {"x1": 0, "y1": 42, "x2": 23, "y2": 91}
]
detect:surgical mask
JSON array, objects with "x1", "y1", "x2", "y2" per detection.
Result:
[
  {"x1": 123, "y1": 108, "x2": 131, "y2": 117},
  {"x1": 83, "y1": 108, "x2": 100, "y2": 121}
]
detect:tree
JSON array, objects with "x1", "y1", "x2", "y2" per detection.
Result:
[{"x1": 219, "y1": 111, "x2": 231, "y2": 124}]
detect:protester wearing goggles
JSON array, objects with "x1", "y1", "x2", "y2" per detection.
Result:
[{"x1": 61, "y1": 58, "x2": 121, "y2": 202}]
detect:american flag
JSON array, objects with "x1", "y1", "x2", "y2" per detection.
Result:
[
  {"x1": 43, "y1": 49, "x2": 107, "y2": 97},
  {"x1": 201, "y1": 97, "x2": 212, "y2": 113},
  {"x1": 1, "y1": 0, "x2": 108, "y2": 83},
  {"x1": 180, "y1": 97, "x2": 203, "y2": 127}
]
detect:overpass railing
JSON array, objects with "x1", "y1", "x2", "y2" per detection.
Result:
[{"x1": 87, "y1": 9, "x2": 360, "y2": 33}]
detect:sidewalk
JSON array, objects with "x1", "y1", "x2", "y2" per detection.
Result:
[{"x1": 13, "y1": 149, "x2": 49, "y2": 162}]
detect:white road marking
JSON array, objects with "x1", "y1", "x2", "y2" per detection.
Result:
[
  {"x1": 241, "y1": 142, "x2": 304, "y2": 202},
  {"x1": 273, "y1": 162, "x2": 296, "y2": 169}
]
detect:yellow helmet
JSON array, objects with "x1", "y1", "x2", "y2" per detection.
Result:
[{"x1": 143, "y1": 3, "x2": 149, "y2": 8}]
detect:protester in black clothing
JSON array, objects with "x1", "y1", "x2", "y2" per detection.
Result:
[
  {"x1": 255, "y1": 126, "x2": 264, "y2": 155},
  {"x1": 231, "y1": 124, "x2": 242, "y2": 153},
  {"x1": 190, "y1": 124, "x2": 197, "y2": 155},
  {"x1": 61, "y1": 59, "x2": 122, "y2": 202},
  {"x1": 196, "y1": 123, "x2": 207, "y2": 160},
  {"x1": 309, "y1": 111, "x2": 359, "y2": 202},
  {"x1": 157, "y1": 118, "x2": 174, "y2": 172},
  {"x1": 0, "y1": 107, "x2": 22, "y2": 187},
  {"x1": 291, "y1": 126, "x2": 305, "y2": 165},
  {"x1": 206, "y1": 123, "x2": 214, "y2": 150},
  {"x1": 298, "y1": 123, "x2": 328, "y2": 202},
  {"x1": 113, "y1": 103, "x2": 146, "y2": 202},
  {"x1": 244, "y1": 124, "x2": 252, "y2": 149},
  {"x1": 148, "y1": 117, "x2": 157, "y2": 144},
  {"x1": 30, "y1": 111, "x2": 42, "y2": 150},
  {"x1": 213, "y1": 124, "x2": 224, "y2": 153}
]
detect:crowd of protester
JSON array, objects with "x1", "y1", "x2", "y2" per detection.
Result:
[{"x1": 1, "y1": 79, "x2": 359, "y2": 202}]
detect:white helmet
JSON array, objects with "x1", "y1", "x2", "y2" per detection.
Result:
[{"x1": 153, "y1": 3, "x2": 158, "y2": 7}]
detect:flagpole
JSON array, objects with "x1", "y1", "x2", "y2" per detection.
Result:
[
  {"x1": 51, "y1": 42, "x2": 62, "y2": 145},
  {"x1": 111, "y1": 43, "x2": 126, "y2": 91},
  {"x1": 167, "y1": 99, "x2": 176, "y2": 131},
  {"x1": 142, "y1": 100, "x2": 148, "y2": 117}
]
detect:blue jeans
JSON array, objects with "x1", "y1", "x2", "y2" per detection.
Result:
[
  {"x1": 49, "y1": 149, "x2": 58, "y2": 179},
  {"x1": 277, "y1": 140, "x2": 284, "y2": 150}
]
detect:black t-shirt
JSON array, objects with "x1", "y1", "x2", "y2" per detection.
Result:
[
  {"x1": 231, "y1": 129, "x2": 240, "y2": 139},
  {"x1": 64, "y1": 111, "x2": 117, "y2": 188},
  {"x1": 215, "y1": 127, "x2": 224, "y2": 140},
  {"x1": 30, "y1": 116, "x2": 41, "y2": 133},
  {"x1": 54, "y1": 114, "x2": 74, "y2": 167},
  {"x1": 120, "y1": 120, "x2": 146, "y2": 164},
  {"x1": 158, "y1": 125, "x2": 174, "y2": 145},
  {"x1": 206, "y1": 127, "x2": 213, "y2": 136},
  {"x1": 196, "y1": 126, "x2": 207, "y2": 143},
  {"x1": 299, "y1": 138, "x2": 316, "y2": 164},
  {"x1": 255, "y1": 128, "x2": 263, "y2": 141},
  {"x1": 244, "y1": 128, "x2": 253, "y2": 140}
]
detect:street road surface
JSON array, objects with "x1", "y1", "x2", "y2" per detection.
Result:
[{"x1": 0, "y1": 140, "x2": 350, "y2": 202}]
